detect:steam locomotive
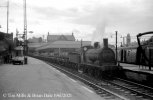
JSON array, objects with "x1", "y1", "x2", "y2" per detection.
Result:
[
  {"x1": 30, "y1": 38, "x2": 122, "y2": 78},
  {"x1": 84, "y1": 39, "x2": 116, "y2": 66}
]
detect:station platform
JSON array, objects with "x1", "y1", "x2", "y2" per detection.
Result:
[
  {"x1": 0, "y1": 57, "x2": 102, "y2": 100},
  {"x1": 119, "y1": 63, "x2": 153, "y2": 86},
  {"x1": 120, "y1": 63, "x2": 153, "y2": 74}
]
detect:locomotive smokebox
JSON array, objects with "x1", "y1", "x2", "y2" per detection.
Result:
[
  {"x1": 94, "y1": 42, "x2": 100, "y2": 48},
  {"x1": 103, "y1": 38, "x2": 108, "y2": 48}
]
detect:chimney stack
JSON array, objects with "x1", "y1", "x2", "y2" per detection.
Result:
[
  {"x1": 94, "y1": 42, "x2": 100, "y2": 48},
  {"x1": 103, "y1": 38, "x2": 108, "y2": 48}
]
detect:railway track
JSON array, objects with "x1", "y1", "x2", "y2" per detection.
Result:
[
  {"x1": 108, "y1": 78, "x2": 153, "y2": 99},
  {"x1": 76, "y1": 71, "x2": 153, "y2": 100},
  {"x1": 32, "y1": 56, "x2": 153, "y2": 100},
  {"x1": 49, "y1": 62, "x2": 153, "y2": 100},
  {"x1": 80, "y1": 70, "x2": 153, "y2": 100},
  {"x1": 46, "y1": 61, "x2": 128, "y2": 100}
]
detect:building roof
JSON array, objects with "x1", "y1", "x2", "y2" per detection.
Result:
[
  {"x1": 28, "y1": 37, "x2": 43, "y2": 43},
  {"x1": 28, "y1": 37, "x2": 39, "y2": 43},
  {"x1": 28, "y1": 43, "x2": 48, "y2": 48},
  {"x1": 47, "y1": 34, "x2": 75, "y2": 42},
  {"x1": 36, "y1": 41, "x2": 91, "y2": 51}
]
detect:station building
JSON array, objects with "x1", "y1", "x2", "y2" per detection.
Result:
[
  {"x1": 28, "y1": 33, "x2": 91, "y2": 56},
  {"x1": 47, "y1": 32, "x2": 75, "y2": 42},
  {"x1": 36, "y1": 40, "x2": 91, "y2": 56}
]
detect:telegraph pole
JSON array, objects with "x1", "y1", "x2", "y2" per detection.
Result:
[
  {"x1": 7, "y1": 0, "x2": 9, "y2": 34},
  {"x1": 24, "y1": 0, "x2": 27, "y2": 42},
  {"x1": 23, "y1": 0, "x2": 28, "y2": 64}
]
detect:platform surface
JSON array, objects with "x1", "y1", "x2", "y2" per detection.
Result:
[
  {"x1": 0, "y1": 57, "x2": 103, "y2": 100},
  {"x1": 120, "y1": 63, "x2": 153, "y2": 74}
]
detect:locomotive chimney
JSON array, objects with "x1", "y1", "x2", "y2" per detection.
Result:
[
  {"x1": 94, "y1": 42, "x2": 100, "y2": 48},
  {"x1": 103, "y1": 38, "x2": 108, "y2": 48}
]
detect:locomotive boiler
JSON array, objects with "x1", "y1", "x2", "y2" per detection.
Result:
[
  {"x1": 84, "y1": 38, "x2": 116, "y2": 66},
  {"x1": 77, "y1": 38, "x2": 121, "y2": 78}
]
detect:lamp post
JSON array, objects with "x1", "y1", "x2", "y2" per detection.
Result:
[
  {"x1": 115, "y1": 31, "x2": 118, "y2": 64},
  {"x1": 110, "y1": 31, "x2": 118, "y2": 65}
]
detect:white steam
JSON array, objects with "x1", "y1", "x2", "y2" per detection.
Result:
[{"x1": 92, "y1": 19, "x2": 107, "y2": 46}]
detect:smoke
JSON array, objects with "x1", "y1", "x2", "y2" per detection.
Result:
[
  {"x1": 71, "y1": 0, "x2": 153, "y2": 46},
  {"x1": 92, "y1": 19, "x2": 107, "y2": 45}
]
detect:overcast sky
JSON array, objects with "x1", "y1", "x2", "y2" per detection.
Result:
[{"x1": 0, "y1": 0, "x2": 153, "y2": 43}]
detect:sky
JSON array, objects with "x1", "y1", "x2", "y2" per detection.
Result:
[{"x1": 0, "y1": 0, "x2": 153, "y2": 44}]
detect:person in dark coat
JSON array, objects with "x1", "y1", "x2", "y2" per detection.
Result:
[{"x1": 136, "y1": 46, "x2": 141, "y2": 65}]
